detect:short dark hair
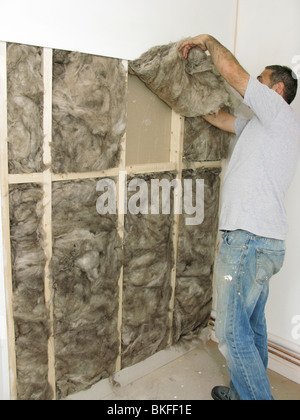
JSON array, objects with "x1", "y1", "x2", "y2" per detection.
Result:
[{"x1": 266, "y1": 65, "x2": 298, "y2": 104}]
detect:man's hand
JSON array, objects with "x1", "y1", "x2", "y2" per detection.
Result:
[
  {"x1": 179, "y1": 35, "x2": 210, "y2": 59},
  {"x1": 179, "y1": 34, "x2": 250, "y2": 97}
]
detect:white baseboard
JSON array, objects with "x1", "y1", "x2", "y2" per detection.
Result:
[
  {"x1": 268, "y1": 334, "x2": 300, "y2": 385},
  {"x1": 268, "y1": 352, "x2": 300, "y2": 385}
]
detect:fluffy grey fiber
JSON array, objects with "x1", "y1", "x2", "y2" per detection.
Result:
[
  {"x1": 121, "y1": 173, "x2": 175, "y2": 368},
  {"x1": 173, "y1": 168, "x2": 221, "y2": 343},
  {"x1": 9, "y1": 184, "x2": 52, "y2": 400},
  {"x1": 7, "y1": 44, "x2": 44, "y2": 174},
  {"x1": 51, "y1": 179, "x2": 122, "y2": 399},
  {"x1": 129, "y1": 40, "x2": 240, "y2": 163},
  {"x1": 184, "y1": 116, "x2": 232, "y2": 162},
  {"x1": 52, "y1": 50, "x2": 127, "y2": 174},
  {"x1": 129, "y1": 40, "x2": 236, "y2": 118}
]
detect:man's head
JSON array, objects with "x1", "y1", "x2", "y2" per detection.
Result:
[{"x1": 257, "y1": 66, "x2": 298, "y2": 104}]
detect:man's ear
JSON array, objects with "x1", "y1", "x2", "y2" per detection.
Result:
[{"x1": 272, "y1": 81, "x2": 285, "y2": 97}]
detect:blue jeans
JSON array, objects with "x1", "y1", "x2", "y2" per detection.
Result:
[{"x1": 215, "y1": 230, "x2": 285, "y2": 400}]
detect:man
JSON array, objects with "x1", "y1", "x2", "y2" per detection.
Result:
[{"x1": 179, "y1": 35, "x2": 300, "y2": 400}]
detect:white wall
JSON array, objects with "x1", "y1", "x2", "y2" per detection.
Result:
[
  {"x1": 0, "y1": 0, "x2": 237, "y2": 60},
  {"x1": 0, "y1": 192, "x2": 10, "y2": 401},
  {"x1": 236, "y1": 0, "x2": 300, "y2": 356}
]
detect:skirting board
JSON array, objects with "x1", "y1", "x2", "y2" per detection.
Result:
[
  {"x1": 268, "y1": 353, "x2": 300, "y2": 386},
  {"x1": 268, "y1": 334, "x2": 300, "y2": 385}
]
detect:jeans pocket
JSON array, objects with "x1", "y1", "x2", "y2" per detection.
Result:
[
  {"x1": 224, "y1": 230, "x2": 248, "y2": 250},
  {"x1": 256, "y1": 249, "x2": 285, "y2": 286}
]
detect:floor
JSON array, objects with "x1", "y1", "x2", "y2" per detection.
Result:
[{"x1": 70, "y1": 340, "x2": 300, "y2": 401}]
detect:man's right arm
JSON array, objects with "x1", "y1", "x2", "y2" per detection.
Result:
[{"x1": 202, "y1": 110, "x2": 236, "y2": 134}]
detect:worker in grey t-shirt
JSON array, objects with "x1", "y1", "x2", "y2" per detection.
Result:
[
  {"x1": 180, "y1": 35, "x2": 300, "y2": 400},
  {"x1": 220, "y1": 75, "x2": 300, "y2": 240}
]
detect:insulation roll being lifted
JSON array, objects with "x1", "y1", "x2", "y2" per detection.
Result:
[{"x1": 129, "y1": 40, "x2": 236, "y2": 118}]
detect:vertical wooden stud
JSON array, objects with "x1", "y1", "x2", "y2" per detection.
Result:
[
  {"x1": 115, "y1": 59, "x2": 128, "y2": 373},
  {"x1": 168, "y1": 111, "x2": 185, "y2": 345},
  {"x1": 42, "y1": 47, "x2": 56, "y2": 399}
]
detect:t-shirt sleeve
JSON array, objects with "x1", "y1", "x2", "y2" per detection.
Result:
[
  {"x1": 234, "y1": 118, "x2": 249, "y2": 137},
  {"x1": 244, "y1": 76, "x2": 284, "y2": 126}
]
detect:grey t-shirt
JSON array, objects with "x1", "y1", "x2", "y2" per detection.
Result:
[{"x1": 219, "y1": 76, "x2": 300, "y2": 240}]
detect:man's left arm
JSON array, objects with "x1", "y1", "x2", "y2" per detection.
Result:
[
  {"x1": 202, "y1": 110, "x2": 237, "y2": 134},
  {"x1": 179, "y1": 35, "x2": 250, "y2": 98}
]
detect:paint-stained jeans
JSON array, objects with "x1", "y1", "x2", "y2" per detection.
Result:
[{"x1": 215, "y1": 230, "x2": 285, "y2": 401}]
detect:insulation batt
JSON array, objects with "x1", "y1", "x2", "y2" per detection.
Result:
[
  {"x1": 129, "y1": 41, "x2": 237, "y2": 118},
  {"x1": 122, "y1": 173, "x2": 174, "y2": 368},
  {"x1": 184, "y1": 117, "x2": 231, "y2": 162},
  {"x1": 9, "y1": 184, "x2": 53, "y2": 400},
  {"x1": 7, "y1": 44, "x2": 44, "y2": 174},
  {"x1": 52, "y1": 50, "x2": 127, "y2": 173},
  {"x1": 173, "y1": 169, "x2": 221, "y2": 343},
  {"x1": 52, "y1": 179, "x2": 122, "y2": 399},
  {"x1": 129, "y1": 40, "x2": 241, "y2": 162}
]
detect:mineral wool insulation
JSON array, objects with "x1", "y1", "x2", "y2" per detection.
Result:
[
  {"x1": 129, "y1": 40, "x2": 239, "y2": 162},
  {"x1": 52, "y1": 179, "x2": 122, "y2": 399},
  {"x1": 7, "y1": 44, "x2": 44, "y2": 174},
  {"x1": 9, "y1": 184, "x2": 52, "y2": 400},
  {"x1": 173, "y1": 168, "x2": 221, "y2": 343},
  {"x1": 52, "y1": 50, "x2": 127, "y2": 173},
  {"x1": 184, "y1": 117, "x2": 232, "y2": 162},
  {"x1": 122, "y1": 173, "x2": 175, "y2": 369}
]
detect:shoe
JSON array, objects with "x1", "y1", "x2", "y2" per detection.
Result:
[{"x1": 211, "y1": 386, "x2": 231, "y2": 401}]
